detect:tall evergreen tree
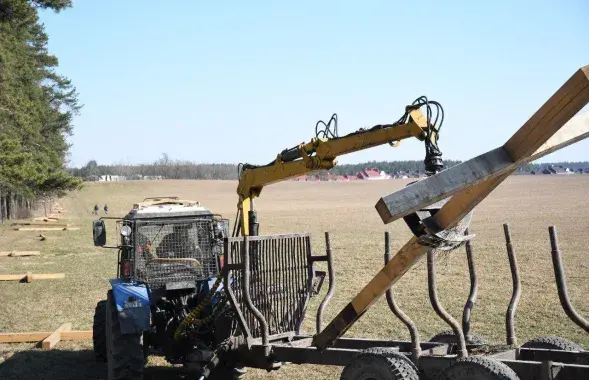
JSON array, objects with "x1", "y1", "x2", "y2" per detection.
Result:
[{"x1": 0, "y1": 0, "x2": 81, "y2": 218}]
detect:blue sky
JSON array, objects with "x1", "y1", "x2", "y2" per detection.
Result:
[{"x1": 39, "y1": 1, "x2": 589, "y2": 168}]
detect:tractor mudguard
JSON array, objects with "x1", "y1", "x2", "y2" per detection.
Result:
[{"x1": 109, "y1": 279, "x2": 151, "y2": 334}]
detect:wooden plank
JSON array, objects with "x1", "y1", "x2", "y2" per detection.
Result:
[
  {"x1": 41, "y1": 323, "x2": 72, "y2": 350},
  {"x1": 0, "y1": 330, "x2": 92, "y2": 343},
  {"x1": 61, "y1": 330, "x2": 93, "y2": 340},
  {"x1": 0, "y1": 274, "x2": 28, "y2": 281},
  {"x1": 375, "y1": 109, "x2": 589, "y2": 224},
  {"x1": 31, "y1": 218, "x2": 59, "y2": 223},
  {"x1": 12, "y1": 223, "x2": 70, "y2": 228},
  {"x1": 16, "y1": 227, "x2": 79, "y2": 231},
  {"x1": 504, "y1": 66, "x2": 589, "y2": 160},
  {"x1": 0, "y1": 251, "x2": 41, "y2": 257},
  {"x1": 29, "y1": 273, "x2": 65, "y2": 280},
  {"x1": 428, "y1": 108, "x2": 589, "y2": 232},
  {"x1": 375, "y1": 147, "x2": 514, "y2": 223},
  {"x1": 0, "y1": 273, "x2": 65, "y2": 281},
  {"x1": 0, "y1": 332, "x2": 51, "y2": 343}
]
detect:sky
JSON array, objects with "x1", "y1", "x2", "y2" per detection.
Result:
[{"x1": 38, "y1": 1, "x2": 589, "y2": 168}]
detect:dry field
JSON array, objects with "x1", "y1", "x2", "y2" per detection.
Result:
[{"x1": 1, "y1": 176, "x2": 588, "y2": 379}]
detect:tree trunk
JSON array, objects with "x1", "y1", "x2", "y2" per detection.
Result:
[{"x1": 0, "y1": 191, "x2": 3, "y2": 223}]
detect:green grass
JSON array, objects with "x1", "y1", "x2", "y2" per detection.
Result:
[{"x1": 1, "y1": 176, "x2": 588, "y2": 379}]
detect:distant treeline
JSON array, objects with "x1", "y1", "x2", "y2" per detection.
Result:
[
  {"x1": 328, "y1": 160, "x2": 463, "y2": 175},
  {"x1": 70, "y1": 154, "x2": 238, "y2": 180},
  {"x1": 70, "y1": 154, "x2": 589, "y2": 180}
]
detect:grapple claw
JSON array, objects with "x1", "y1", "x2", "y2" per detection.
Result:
[{"x1": 403, "y1": 196, "x2": 475, "y2": 251}]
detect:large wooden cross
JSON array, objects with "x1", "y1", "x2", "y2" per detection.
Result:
[{"x1": 313, "y1": 65, "x2": 589, "y2": 350}]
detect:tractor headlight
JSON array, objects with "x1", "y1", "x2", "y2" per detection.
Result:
[
  {"x1": 215, "y1": 221, "x2": 228, "y2": 239},
  {"x1": 120, "y1": 225, "x2": 132, "y2": 237}
]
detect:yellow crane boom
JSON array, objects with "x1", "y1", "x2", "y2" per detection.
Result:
[{"x1": 233, "y1": 96, "x2": 446, "y2": 237}]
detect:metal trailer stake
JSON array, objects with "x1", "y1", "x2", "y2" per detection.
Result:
[
  {"x1": 427, "y1": 250, "x2": 468, "y2": 358},
  {"x1": 549, "y1": 226, "x2": 589, "y2": 333},
  {"x1": 316, "y1": 232, "x2": 335, "y2": 334},
  {"x1": 462, "y1": 227, "x2": 478, "y2": 341},
  {"x1": 504, "y1": 223, "x2": 521, "y2": 346},
  {"x1": 384, "y1": 231, "x2": 421, "y2": 362},
  {"x1": 242, "y1": 236, "x2": 270, "y2": 355}
]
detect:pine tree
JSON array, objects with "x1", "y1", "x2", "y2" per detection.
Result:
[{"x1": 0, "y1": 0, "x2": 81, "y2": 219}]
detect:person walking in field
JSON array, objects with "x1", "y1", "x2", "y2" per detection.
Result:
[
  {"x1": 104, "y1": 204, "x2": 108, "y2": 214},
  {"x1": 93, "y1": 204, "x2": 99, "y2": 215}
]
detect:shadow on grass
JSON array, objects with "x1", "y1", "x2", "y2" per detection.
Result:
[{"x1": 0, "y1": 349, "x2": 192, "y2": 380}]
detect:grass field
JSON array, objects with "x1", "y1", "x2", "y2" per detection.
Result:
[{"x1": 1, "y1": 176, "x2": 588, "y2": 379}]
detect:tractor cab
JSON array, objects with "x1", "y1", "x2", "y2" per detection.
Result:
[{"x1": 93, "y1": 196, "x2": 229, "y2": 291}]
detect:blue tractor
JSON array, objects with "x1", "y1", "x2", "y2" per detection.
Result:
[{"x1": 91, "y1": 197, "x2": 243, "y2": 379}]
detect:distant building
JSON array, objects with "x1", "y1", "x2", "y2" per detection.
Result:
[
  {"x1": 541, "y1": 165, "x2": 573, "y2": 175},
  {"x1": 356, "y1": 168, "x2": 391, "y2": 180},
  {"x1": 99, "y1": 174, "x2": 127, "y2": 181}
]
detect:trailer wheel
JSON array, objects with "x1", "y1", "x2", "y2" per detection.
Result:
[
  {"x1": 340, "y1": 347, "x2": 419, "y2": 380},
  {"x1": 105, "y1": 290, "x2": 145, "y2": 380},
  {"x1": 93, "y1": 299, "x2": 107, "y2": 361},
  {"x1": 429, "y1": 329, "x2": 486, "y2": 345},
  {"x1": 520, "y1": 336, "x2": 584, "y2": 351},
  {"x1": 437, "y1": 356, "x2": 520, "y2": 380}
]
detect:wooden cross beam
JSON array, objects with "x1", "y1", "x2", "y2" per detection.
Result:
[{"x1": 312, "y1": 65, "x2": 589, "y2": 350}]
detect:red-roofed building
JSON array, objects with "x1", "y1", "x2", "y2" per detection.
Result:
[{"x1": 357, "y1": 168, "x2": 391, "y2": 180}]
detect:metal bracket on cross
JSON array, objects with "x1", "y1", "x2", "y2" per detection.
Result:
[{"x1": 312, "y1": 65, "x2": 589, "y2": 350}]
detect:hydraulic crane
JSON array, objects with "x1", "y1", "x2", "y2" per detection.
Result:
[{"x1": 232, "y1": 96, "x2": 447, "y2": 238}]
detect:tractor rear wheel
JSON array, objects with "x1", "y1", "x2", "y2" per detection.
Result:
[
  {"x1": 340, "y1": 347, "x2": 419, "y2": 380},
  {"x1": 105, "y1": 290, "x2": 144, "y2": 380},
  {"x1": 437, "y1": 356, "x2": 520, "y2": 380},
  {"x1": 93, "y1": 299, "x2": 107, "y2": 361}
]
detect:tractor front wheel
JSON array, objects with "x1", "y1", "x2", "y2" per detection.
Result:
[
  {"x1": 92, "y1": 299, "x2": 107, "y2": 361},
  {"x1": 105, "y1": 290, "x2": 145, "y2": 380}
]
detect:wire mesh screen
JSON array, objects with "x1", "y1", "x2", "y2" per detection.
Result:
[
  {"x1": 133, "y1": 217, "x2": 218, "y2": 288},
  {"x1": 225, "y1": 234, "x2": 313, "y2": 339}
]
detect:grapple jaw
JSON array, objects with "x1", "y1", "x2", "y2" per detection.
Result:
[{"x1": 403, "y1": 197, "x2": 475, "y2": 251}]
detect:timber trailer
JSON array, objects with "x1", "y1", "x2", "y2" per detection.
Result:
[{"x1": 217, "y1": 226, "x2": 589, "y2": 380}]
